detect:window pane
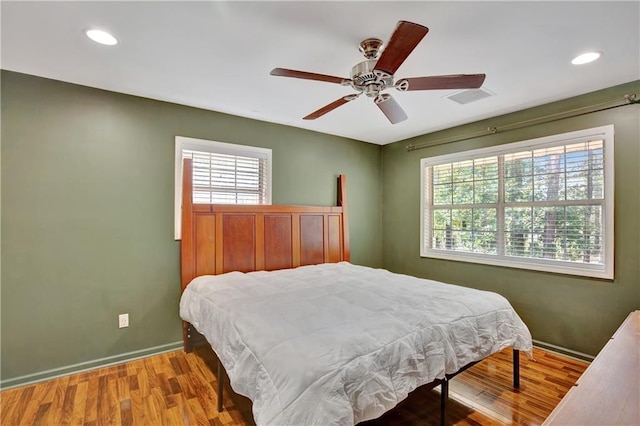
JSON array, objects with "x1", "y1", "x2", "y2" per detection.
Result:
[
  {"x1": 532, "y1": 207, "x2": 565, "y2": 260},
  {"x1": 474, "y1": 157, "x2": 498, "y2": 180},
  {"x1": 237, "y1": 193, "x2": 261, "y2": 203},
  {"x1": 440, "y1": 226, "x2": 454, "y2": 250},
  {"x1": 434, "y1": 184, "x2": 453, "y2": 205},
  {"x1": 591, "y1": 169, "x2": 604, "y2": 199},
  {"x1": 533, "y1": 147, "x2": 565, "y2": 173},
  {"x1": 566, "y1": 171, "x2": 588, "y2": 200},
  {"x1": 584, "y1": 205, "x2": 603, "y2": 264},
  {"x1": 452, "y1": 182, "x2": 473, "y2": 204},
  {"x1": 534, "y1": 173, "x2": 565, "y2": 201},
  {"x1": 433, "y1": 164, "x2": 452, "y2": 184},
  {"x1": 505, "y1": 176, "x2": 533, "y2": 202},
  {"x1": 452, "y1": 160, "x2": 474, "y2": 182},
  {"x1": 433, "y1": 209, "x2": 451, "y2": 230},
  {"x1": 586, "y1": 145, "x2": 604, "y2": 170},
  {"x1": 566, "y1": 148, "x2": 591, "y2": 172},
  {"x1": 452, "y1": 231, "x2": 473, "y2": 252},
  {"x1": 451, "y1": 209, "x2": 472, "y2": 230},
  {"x1": 211, "y1": 192, "x2": 238, "y2": 203},
  {"x1": 472, "y1": 209, "x2": 497, "y2": 232},
  {"x1": 473, "y1": 231, "x2": 497, "y2": 254},
  {"x1": 432, "y1": 229, "x2": 446, "y2": 249},
  {"x1": 472, "y1": 209, "x2": 497, "y2": 254},
  {"x1": 565, "y1": 206, "x2": 603, "y2": 264},
  {"x1": 193, "y1": 191, "x2": 212, "y2": 204},
  {"x1": 505, "y1": 207, "x2": 533, "y2": 256},
  {"x1": 474, "y1": 178, "x2": 498, "y2": 203},
  {"x1": 504, "y1": 152, "x2": 532, "y2": 177}
]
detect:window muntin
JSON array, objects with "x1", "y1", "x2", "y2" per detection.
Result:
[
  {"x1": 420, "y1": 125, "x2": 614, "y2": 279},
  {"x1": 174, "y1": 136, "x2": 272, "y2": 239}
]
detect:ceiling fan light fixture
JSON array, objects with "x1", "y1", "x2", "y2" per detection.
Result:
[
  {"x1": 571, "y1": 51, "x2": 602, "y2": 65},
  {"x1": 270, "y1": 20, "x2": 482, "y2": 124},
  {"x1": 85, "y1": 29, "x2": 118, "y2": 46}
]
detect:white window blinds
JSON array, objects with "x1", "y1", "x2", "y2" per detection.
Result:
[
  {"x1": 420, "y1": 125, "x2": 614, "y2": 279},
  {"x1": 183, "y1": 149, "x2": 269, "y2": 204},
  {"x1": 175, "y1": 136, "x2": 272, "y2": 239}
]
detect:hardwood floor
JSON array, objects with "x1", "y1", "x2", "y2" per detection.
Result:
[{"x1": 0, "y1": 346, "x2": 587, "y2": 425}]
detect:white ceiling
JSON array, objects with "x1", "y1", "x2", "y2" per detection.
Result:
[{"x1": 2, "y1": 1, "x2": 638, "y2": 145}]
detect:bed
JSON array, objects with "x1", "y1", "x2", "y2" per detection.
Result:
[{"x1": 178, "y1": 158, "x2": 533, "y2": 425}]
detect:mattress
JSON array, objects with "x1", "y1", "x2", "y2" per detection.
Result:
[{"x1": 180, "y1": 262, "x2": 533, "y2": 426}]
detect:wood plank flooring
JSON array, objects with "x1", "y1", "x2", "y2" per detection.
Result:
[{"x1": 0, "y1": 346, "x2": 587, "y2": 425}]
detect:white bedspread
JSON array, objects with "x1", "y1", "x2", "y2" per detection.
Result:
[{"x1": 180, "y1": 262, "x2": 532, "y2": 426}]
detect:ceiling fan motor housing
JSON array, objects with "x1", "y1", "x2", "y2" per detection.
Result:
[
  {"x1": 358, "y1": 38, "x2": 383, "y2": 59},
  {"x1": 351, "y1": 60, "x2": 394, "y2": 97}
]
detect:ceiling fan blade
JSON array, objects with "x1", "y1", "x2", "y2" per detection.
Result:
[
  {"x1": 303, "y1": 95, "x2": 356, "y2": 120},
  {"x1": 397, "y1": 74, "x2": 486, "y2": 91},
  {"x1": 374, "y1": 21, "x2": 429, "y2": 76},
  {"x1": 270, "y1": 68, "x2": 349, "y2": 85},
  {"x1": 374, "y1": 94, "x2": 408, "y2": 124}
]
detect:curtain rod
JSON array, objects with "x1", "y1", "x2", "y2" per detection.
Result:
[{"x1": 406, "y1": 93, "x2": 639, "y2": 152}]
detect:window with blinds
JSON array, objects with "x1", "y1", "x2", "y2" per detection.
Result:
[
  {"x1": 174, "y1": 136, "x2": 272, "y2": 239},
  {"x1": 184, "y1": 150, "x2": 269, "y2": 204},
  {"x1": 420, "y1": 125, "x2": 614, "y2": 279}
]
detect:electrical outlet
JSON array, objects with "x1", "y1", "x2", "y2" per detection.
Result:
[{"x1": 118, "y1": 313, "x2": 129, "y2": 328}]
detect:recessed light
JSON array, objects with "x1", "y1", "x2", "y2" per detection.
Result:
[
  {"x1": 571, "y1": 51, "x2": 602, "y2": 65},
  {"x1": 85, "y1": 29, "x2": 118, "y2": 46}
]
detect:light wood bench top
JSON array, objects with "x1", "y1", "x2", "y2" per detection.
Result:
[{"x1": 543, "y1": 310, "x2": 640, "y2": 425}]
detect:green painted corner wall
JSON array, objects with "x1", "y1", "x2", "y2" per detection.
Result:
[
  {"x1": 381, "y1": 80, "x2": 640, "y2": 356},
  {"x1": 2, "y1": 68, "x2": 638, "y2": 384},
  {"x1": 0, "y1": 71, "x2": 382, "y2": 382}
]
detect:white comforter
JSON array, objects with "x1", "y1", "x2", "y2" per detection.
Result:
[{"x1": 180, "y1": 262, "x2": 532, "y2": 426}]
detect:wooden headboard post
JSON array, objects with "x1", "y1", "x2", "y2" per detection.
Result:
[
  {"x1": 181, "y1": 158, "x2": 195, "y2": 292},
  {"x1": 337, "y1": 174, "x2": 350, "y2": 262},
  {"x1": 180, "y1": 158, "x2": 350, "y2": 351}
]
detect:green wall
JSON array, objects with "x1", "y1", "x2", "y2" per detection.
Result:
[
  {"x1": 382, "y1": 80, "x2": 640, "y2": 357},
  {"x1": 0, "y1": 71, "x2": 382, "y2": 385},
  {"x1": 2, "y1": 69, "x2": 638, "y2": 386}
]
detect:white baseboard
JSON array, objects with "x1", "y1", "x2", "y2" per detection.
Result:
[
  {"x1": 533, "y1": 339, "x2": 595, "y2": 362},
  {"x1": 0, "y1": 341, "x2": 183, "y2": 391}
]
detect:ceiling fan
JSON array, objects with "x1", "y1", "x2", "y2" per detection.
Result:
[{"x1": 270, "y1": 20, "x2": 486, "y2": 124}]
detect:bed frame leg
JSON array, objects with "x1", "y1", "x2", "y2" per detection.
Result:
[
  {"x1": 440, "y1": 379, "x2": 448, "y2": 426},
  {"x1": 183, "y1": 322, "x2": 193, "y2": 353},
  {"x1": 513, "y1": 349, "x2": 520, "y2": 388},
  {"x1": 217, "y1": 359, "x2": 224, "y2": 412}
]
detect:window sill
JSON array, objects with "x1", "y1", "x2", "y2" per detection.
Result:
[{"x1": 420, "y1": 249, "x2": 613, "y2": 280}]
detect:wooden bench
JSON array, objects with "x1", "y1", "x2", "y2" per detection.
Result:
[{"x1": 543, "y1": 310, "x2": 639, "y2": 425}]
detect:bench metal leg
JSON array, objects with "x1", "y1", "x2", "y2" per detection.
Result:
[
  {"x1": 440, "y1": 379, "x2": 448, "y2": 426},
  {"x1": 513, "y1": 349, "x2": 520, "y2": 388},
  {"x1": 217, "y1": 359, "x2": 224, "y2": 412}
]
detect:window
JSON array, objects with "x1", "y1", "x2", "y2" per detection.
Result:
[
  {"x1": 420, "y1": 125, "x2": 614, "y2": 279},
  {"x1": 175, "y1": 136, "x2": 272, "y2": 239}
]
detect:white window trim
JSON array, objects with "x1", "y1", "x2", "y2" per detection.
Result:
[
  {"x1": 174, "y1": 136, "x2": 272, "y2": 240},
  {"x1": 420, "y1": 125, "x2": 614, "y2": 279}
]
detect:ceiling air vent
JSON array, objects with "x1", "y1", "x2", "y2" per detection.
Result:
[{"x1": 446, "y1": 88, "x2": 494, "y2": 105}]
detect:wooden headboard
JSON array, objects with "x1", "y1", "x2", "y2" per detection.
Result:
[{"x1": 180, "y1": 158, "x2": 350, "y2": 350}]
